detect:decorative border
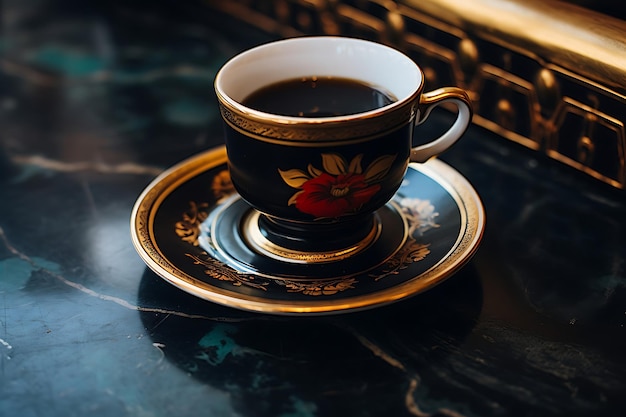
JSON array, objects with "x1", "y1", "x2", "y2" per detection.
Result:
[
  {"x1": 175, "y1": 192, "x2": 435, "y2": 295},
  {"x1": 218, "y1": 99, "x2": 418, "y2": 144}
]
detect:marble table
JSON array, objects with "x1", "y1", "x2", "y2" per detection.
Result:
[{"x1": 1, "y1": 1, "x2": 624, "y2": 416}]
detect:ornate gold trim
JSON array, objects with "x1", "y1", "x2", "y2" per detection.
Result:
[
  {"x1": 399, "y1": 0, "x2": 626, "y2": 189},
  {"x1": 217, "y1": 94, "x2": 419, "y2": 143}
]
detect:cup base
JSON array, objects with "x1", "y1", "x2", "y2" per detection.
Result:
[
  {"x1": 240, "y1": 212, "x2": 382, "y2": 264},
  {"x1": 203, "y1": 195, "x2": 408, "y2": 279}
]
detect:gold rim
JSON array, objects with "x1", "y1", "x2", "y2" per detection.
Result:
[
  {"x1": 216, "y1": 92, "x2": 421, "y2": 143},
  {"x1": 239, "y1": 209, "x2": 383, "y2": 264},
  {"x1": 130, "y1": 146, "x2": 485, "y2": 315},
  {"x1": 213, "y1": 36, "x2": 425, "y2": 143}
]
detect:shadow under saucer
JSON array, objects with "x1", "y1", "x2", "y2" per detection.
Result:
[{"x1": 137, "y1": 262, "x2": 483, "y2": 417}]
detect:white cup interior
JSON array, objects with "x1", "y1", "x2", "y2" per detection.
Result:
[{"x1": 215, "y1": 37, "x2": 422, "y2": 117}]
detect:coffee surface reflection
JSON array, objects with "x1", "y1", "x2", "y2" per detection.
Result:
[{"x1": 242, "y1": 76, "x2": 397, "y2": 117}]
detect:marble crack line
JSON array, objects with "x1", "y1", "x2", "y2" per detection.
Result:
[
  {"x1": 0, "y1": 226, "x2": 245, "y2": 323},
  {"x1": 151, "y1": 342, "x2": 166, "y2": 365},
  {"x1": 0, "y1": 337, "x2": 13, "y2": 361},
  {"x1": 0, "y1": 338, "x2": 13, "y2": 350},
  {"x1": 13, "y1": 155, "x2": 164, "y2": 176},
  {"x1": 346, "y1": 326, "x2": 467, "y2": 417}
]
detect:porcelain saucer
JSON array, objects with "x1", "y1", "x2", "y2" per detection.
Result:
[{"x1": 130, "y1": 146, "x2": 485, "y2": 315}]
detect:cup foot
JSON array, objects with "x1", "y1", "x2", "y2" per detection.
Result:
[
  {"x1": 202, "y1": 196, "x2": 407, "y2": 279},
  {"x1": 240, "y1": 212, "x2": 382, "y2": 264}
]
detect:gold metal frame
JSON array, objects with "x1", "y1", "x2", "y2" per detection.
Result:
[{"x1": 206, "y1": 0, "x2": 626, "y2": 190}]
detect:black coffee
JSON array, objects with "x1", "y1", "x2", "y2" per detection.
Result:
[{"x1": 241, "y1": 76, "x2": 397, "y2": 117}]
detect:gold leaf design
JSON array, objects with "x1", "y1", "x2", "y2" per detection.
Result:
[
  {"x1": 321, "y1": 153, "x2": 348, "y2": 175},
  {"x1": 174, "y1": 195, "x2": 440, "y2": 297},
  {"x1": 364, "y1": 154, "x2": 396, "y2": 182},
  {"x1": 348, "y1": 154, "x2": 364, "y2": 174},
  {"x1": 174, "y1": 201, "x2": 209, "y2": 246},
  {"x1": 307, "y1": 163, "x2": 323, "y2": 178},
  {"x1": 186, "y1": 253, "x2": 270, "y2": 291},
  {"x1": 287, "y1": 190, "x2": 304, "y2": 206},
  {"x1": 212, "y1": 170, "x2": 235, "y2": 203},
  {"x1": 281, "y1": 153, "x2": 396, "y2": 219},
  {"x1": 278, "y1": 168, "x2": 310, "y2": 189},
  {"x1": 280, "y1": 278, "x2": 357, "y2": 296},
  {"x1": 175, "y1": 200, "x2": 354, "y2": 296},
  {"x1": 370, "y1": 198, "x2": 439, "y2": 281},
  {"x1": 373, "y1": 241, "x2": 431, "y2": 281}
]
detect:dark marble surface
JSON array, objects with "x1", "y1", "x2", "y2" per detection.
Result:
[{"x1": 1, "y1": 1, "x2": 625, "y2": 416}]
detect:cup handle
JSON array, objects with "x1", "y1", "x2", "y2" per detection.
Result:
[{"x1": 410, "y1": 87, "x2": 473, "y2": 163}]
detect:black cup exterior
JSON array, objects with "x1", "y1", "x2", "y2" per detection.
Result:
[{"x1": 222, "y1": 120, "x2": 413, "y2": 225}]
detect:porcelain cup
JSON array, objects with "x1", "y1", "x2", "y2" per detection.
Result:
[{"x1": 214, "y1": 36, "x2": 472, "y2": 256}]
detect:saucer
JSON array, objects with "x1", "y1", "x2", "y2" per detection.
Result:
[{"x1": 130, "y1": 146, "x2": 485, "y2": 315}]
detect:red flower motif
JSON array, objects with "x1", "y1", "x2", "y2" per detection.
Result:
[{"x1": 294, "y1": 172, "x2": 381, "y2": 218}]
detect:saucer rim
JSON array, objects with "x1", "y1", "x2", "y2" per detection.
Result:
[{"x1": 130, "y1": 146, "x2": 485, "y2": 315}]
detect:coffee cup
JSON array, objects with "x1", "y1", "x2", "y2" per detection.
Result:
[{"x1": 214, "y1": 36, "x2": 472, "y2": 260}]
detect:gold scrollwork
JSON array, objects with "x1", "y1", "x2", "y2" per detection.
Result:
[
  {"x1": 218, "y1": 100, "x2": 418, "y2": 145},
  {"x1": 371, "y1": 197, "x2": 438, "y2": 281},
  {"x1": 175, "y1": 192, "x2": 439, "y2": 296},
  {"x1": 185, "y1": 253, "x2": 270, "y2": 291},
  {"x1": 174, "y1": 201, "x2": 209, "y2": 246},
  {"x1": 279, "y1": 277, "x2": 358, "y2": 296}
]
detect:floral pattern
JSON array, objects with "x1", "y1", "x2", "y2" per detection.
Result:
[
  {"x1": 371, "y1": 198, "x2": 439, "y2": 281},
  {"x1": 279, "y1": 153, "x2": 396, "y2": 219},
  {"x1": 211, "y1": 169, "x2": 235, "y2": 203},
  {"x1": 175, "y1": 201, "x2": 209, "y2": 246},
  {"x1": 279, "y1": 278, "x2": 357, "y2": 296},
  {"x1": 175, "y1": 172, "x2": 440, "y2": 298}
]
